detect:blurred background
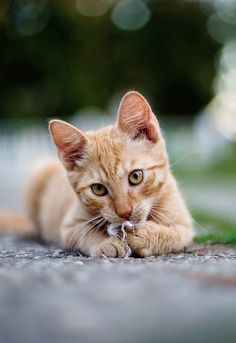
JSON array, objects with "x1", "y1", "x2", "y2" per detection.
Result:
[{"x1": 0, "y1": 0, "x2": 236, "y2": 243}]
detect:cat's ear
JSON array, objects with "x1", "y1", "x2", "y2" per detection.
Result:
[
  {"x1": 117, "y1": 91, "x2": 159, "y2": 143},
  {"x1": 49, "y1": 120, "x2": 87, "y2": 170}
]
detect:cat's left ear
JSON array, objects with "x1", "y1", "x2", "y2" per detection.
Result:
[{"x1": 117, "y1": 91, "x2": 159, "y2": 143}]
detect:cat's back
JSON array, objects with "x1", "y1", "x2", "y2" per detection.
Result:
[{"x1": 25, "y1": 158, "x2": 76, "y2": 242}]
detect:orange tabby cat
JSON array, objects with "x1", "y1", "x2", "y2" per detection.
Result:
[{"x1": 1, "y1": 91, "x2": 193, "y2": 257}]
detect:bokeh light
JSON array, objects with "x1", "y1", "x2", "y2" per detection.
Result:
[
  {"x1": 76, "y1": 0, "x2": 114, "y2": 17},
  {"x1": 207, "y1": 13, "x2": 235, "y2": 43},
  {"x1": 201, "y1": 0, "x2": 236, "y2": 142},
  {"x1": 111, "y1": 0, "x2": 151, "y2": 31},
  {"x1": 214, "y1": 0, "x2": 236, "y2": 25},
  {"x1": 16, "y1": 3, "x2": 49, "y2": 36}
]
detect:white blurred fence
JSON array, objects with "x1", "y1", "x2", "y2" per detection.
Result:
[{"x1": 0, "y1": 124, "x2": 53, "y2": 211}]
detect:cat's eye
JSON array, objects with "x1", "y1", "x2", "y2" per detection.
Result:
[
  {"x1": 91, "y1": 183, "x2": 108, "y2": 196},
  {"x1": 128, "y1": 169, "x2": 143, "y2": 186}
]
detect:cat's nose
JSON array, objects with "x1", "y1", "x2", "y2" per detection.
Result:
[{"x1": 117, "y1": 208, "x2": 132, "y2": 220}]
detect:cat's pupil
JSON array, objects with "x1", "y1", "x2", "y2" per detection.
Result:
[
  {"x1": 97, "y1": 185, "x2": 102, "y2": 190},
  {"x1": 133, "y1": 173, "x2": 138, "y2": 179}
]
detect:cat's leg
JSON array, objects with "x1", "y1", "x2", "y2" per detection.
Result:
[
  {"x1": 60, "y1": 222, "x2": 127, "y2": 257},
  {"x1": 127, "y1": 221, "x2": 193, "y2": 257}
]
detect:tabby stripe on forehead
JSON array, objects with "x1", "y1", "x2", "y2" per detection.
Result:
[
  {"x1": 100, "y1": 164, "x2": 109, "y2": 178},
  {"x1": 114, "y1": 157, "x2": 120, "y2": 175},
  {"x1": 145, "y1": 161, "x2": 166, "y2": 171}
]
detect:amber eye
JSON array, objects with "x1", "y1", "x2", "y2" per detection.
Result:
[
  {"x1": 91, "y1": 183, "x2": 108, "y2": 196},
  {"x1": 128, "y1": 169, "x2": 143, "y2": 186}
]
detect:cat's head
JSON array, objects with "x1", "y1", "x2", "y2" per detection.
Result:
[{"x1": 49, "y1": 91, "x2": 169, "y2": 226}]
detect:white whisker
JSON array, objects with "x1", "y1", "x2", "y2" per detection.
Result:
[{"x1": 170, "y1": 152, "x2": 196, "y2": 169}]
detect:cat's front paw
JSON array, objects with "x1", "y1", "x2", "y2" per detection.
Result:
[
  {"x1": 90, "y1": 237, "x2": 126, "y2": 258},
  {"x1": 127, "y1": 227, "x2": 153, "y2": 257}
]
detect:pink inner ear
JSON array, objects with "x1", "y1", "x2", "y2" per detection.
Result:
[
  {"x1": 49, "y1": 120, "x2": 87, "y2": 169},
  {"x1": 117, "y1": 91, "x2": 159, "y2": 143},
  {"x1": 59, "y1": 139, "x2": 86, "y2": 167}
]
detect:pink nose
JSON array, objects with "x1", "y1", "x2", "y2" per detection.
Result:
[{"x1": 116, "y1": 208, "x2": 132, "y2": 219}]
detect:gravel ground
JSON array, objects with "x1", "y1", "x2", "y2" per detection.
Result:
[{"x1": 0, "y1": 235, "x2": 236, "y2": 343}]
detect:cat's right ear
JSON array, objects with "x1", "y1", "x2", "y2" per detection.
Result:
[{"x1": 49, "y1": 120, "x2": 87, "y2": 170}]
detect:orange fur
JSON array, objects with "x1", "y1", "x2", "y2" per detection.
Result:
[
  {"x1": 0, "y1": 210, "x2": 34, "y2": 236},
  {"x1": 0, "y1": 91, "x2": 193, "y2": 257}
]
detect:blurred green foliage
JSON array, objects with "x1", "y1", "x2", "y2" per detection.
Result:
[
  {"x1": 0, "y1": 0, "x2": 220, "y2": 121},
  {"x1": 193, "y1": 210, "x2": 236, "y2": 245},
  {"x1": 173, "y1": 145, "x2": 236, "y2": 181}
]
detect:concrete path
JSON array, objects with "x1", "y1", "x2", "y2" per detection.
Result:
[{"x1": 0, "y1": 235, "x2": 236, "y2": 343}]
